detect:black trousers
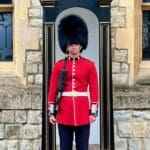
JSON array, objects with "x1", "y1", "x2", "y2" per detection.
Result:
[{"x1": 58, "y1": 124, "x2": 90, "y2": 150}]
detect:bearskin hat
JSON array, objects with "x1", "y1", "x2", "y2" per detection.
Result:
[{"x1": 58, "y1": 14, "x2": 88, "y2": 53}]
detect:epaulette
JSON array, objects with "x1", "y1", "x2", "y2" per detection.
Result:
[
  {"x1": 81, "y1": 57, "x2": 94, "y2": 64},
  {"x1": 55, "y1": 59, "x2": 65, "y2": 63}
]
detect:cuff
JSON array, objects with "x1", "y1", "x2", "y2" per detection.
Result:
[
  {"x1": 90, "y1": 102, "x2": 98, "y2": 117},
  {"x1": 48, "y1": 102, "x2": 55, "y2": 116}
]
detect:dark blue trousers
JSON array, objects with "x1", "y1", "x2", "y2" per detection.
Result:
[{"x1": 58, "y1": 124, "x2": 90, "y2": 150}]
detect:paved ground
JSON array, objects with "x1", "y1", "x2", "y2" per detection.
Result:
[{"x1": 57, "y1": 144, "x2": 100, "y2": 150}]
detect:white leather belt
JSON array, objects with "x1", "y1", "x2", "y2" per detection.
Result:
[{"x1": 62, "y1": 91, "x2": 88, "y2": 97}]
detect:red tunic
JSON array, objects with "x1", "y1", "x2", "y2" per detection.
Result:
[{"x1": 48, "y1": 56, "x2": 99, "y2": 126}]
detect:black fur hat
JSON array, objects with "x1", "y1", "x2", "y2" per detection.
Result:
[{"x1": 58, "y1": 14, "x2": 88, "y2": 53}]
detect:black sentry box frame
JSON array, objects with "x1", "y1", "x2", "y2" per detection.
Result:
[{"x1": 40, "y1": 0, "x2": 114, "y2": 150}]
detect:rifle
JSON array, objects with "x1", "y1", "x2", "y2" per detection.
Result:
[{"x1": 54, "y1": 68, "x2": 67, "y2": 116}]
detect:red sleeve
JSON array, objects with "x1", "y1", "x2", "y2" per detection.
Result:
[
  {"x1": 88, "y1": 62, "x2": 99, "y2": 107},
  {"x1": 47, "y1": 63, "x2": 60, "y2": 107}
]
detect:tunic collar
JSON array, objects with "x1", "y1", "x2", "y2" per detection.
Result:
[{"x1": 67, "y1": 55, "x2": 81, "y2": 61}]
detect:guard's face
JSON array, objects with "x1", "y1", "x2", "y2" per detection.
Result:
[{"x1": 67, "y1": 44, "x2": 82, "y2": 56}]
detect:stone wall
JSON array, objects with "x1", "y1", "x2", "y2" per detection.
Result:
[
  {"x1": 0, "y1": 79, "x2": 42, "y2": 149},
  {"x1": 0, "y1": 0, "x2": 43, "y2": 149},
  {"x1": 111, "y1": 0, "x2": 129, "y2": 85},
  {"x1": 26, "y1": 0, "x2": 43, "y2": 85},
  {"x1": 113, "y1": 85, "x2": 150, "y2": 150},
  {"x1": 111, "y1": 0, "x2": 150, "y2": 149}
]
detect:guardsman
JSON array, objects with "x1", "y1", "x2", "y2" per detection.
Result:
[{"x1": 48, "y1": 14, "x2": 99, "y2": 150}]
